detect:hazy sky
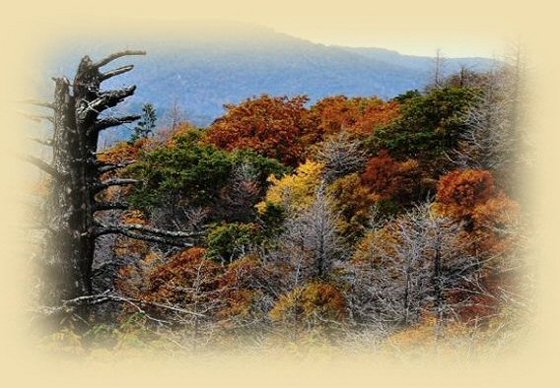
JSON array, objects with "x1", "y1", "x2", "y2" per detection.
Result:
[
  {"x1": 266, "y1": 26, "x2": 504, "y2": 58},
  {"x1": 146, "y1": 0, "x2": 513, "y2": 59}
]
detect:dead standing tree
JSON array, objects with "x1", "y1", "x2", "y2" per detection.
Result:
[{"x1": 25, "y1": 51, "x2": 197, "y2": 316}]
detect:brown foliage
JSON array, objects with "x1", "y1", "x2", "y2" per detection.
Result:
[
  {"x1": 270, "y1": 282, "x2": 348, "y2": 324},
  {"x1": 328, "y1": 173, "x2": 379, "y2": 239},
  {"x1": 143, "y1": 247, "x2": 221, "y2": 305},
  {"x1": 216, "y1": 256, "x2": 269, "y2": 320},
  {"x1": 309, "y1": 96, "x2": 401, "y2": 138},
  {"x1": 435, "y1": 169, "x2": 496, "y2": 220},
  {"x1": 360, "y1": 150, "x2": 421, "y2": 203},
  {"x1": 205, "y1": 95, "x2": 314, "y2": 166}
]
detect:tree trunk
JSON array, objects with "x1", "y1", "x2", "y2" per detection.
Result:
[{"x1": 28, "y1": 51, "x2": 200, "y2": 327}]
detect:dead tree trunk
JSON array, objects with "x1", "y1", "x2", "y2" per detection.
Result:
[{"x1": 26, "y1": 51, "x2": 198, "y2": 318}]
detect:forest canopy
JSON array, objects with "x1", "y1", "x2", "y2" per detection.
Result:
[{"x1": 25, "y1": 53, "x2": 531, "y2": 357}]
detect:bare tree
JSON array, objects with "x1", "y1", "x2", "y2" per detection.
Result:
[
  {"x1": 269, "y1": 185, "x2": 345, "y2": 282},
  {"x1": 430, "y1": 48, "x2": 447, "y2": 89},
  {"x1": 164, "y1": 97, "x2": 186, "y2": 131},
  {"x1": 315, "y1": 131, "x2": 367, "y2": 183},
  {"x1": 347, "y1": 202, "x2": 479, "y2": 332},
  {"x1": 23, "y1": 51, "x2": 200, "y2": 320},
  {"x1": 450, "y1": 68, "x2": 518, "y2": 172}
]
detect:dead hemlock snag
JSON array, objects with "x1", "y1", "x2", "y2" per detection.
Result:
[{"x1": 24, "y1": 50, "x2": 198, "y2": 321}]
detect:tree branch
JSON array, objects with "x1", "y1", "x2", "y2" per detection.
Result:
[
  {"x1": 94, "y1": 178, "x2": 141, "y2": 192},
  {"x1": 95, "y1": 225, "x2": 195, "y2": 247},
  {"x1": 85, "y1": 86, "x2": 137, "y2": 115},
  {"x1": 94, "y1": 221, "x2": 203, "y2": 246},
  {"x1": 27, "y1": 137, "x2": 53, "y2": 146},
  {"x1": 18, "y1": 111, "x2": 54, "y2": 123},
  {"x1": 33, "y1": 290, "x2": 205, "y2": 318},
  {"x1": 97, "y1": 160, "x2": 136, "y2": 174},
  {"x1": 100, "y1": 65, "x2": 134, "y2": 81},
  {"x1": 94, "y1": 50, "x2": 147, "y2": 68},
  {"x1": 94, "y1": 115, "x2": 141, "y2": 132},
  {"x1": 21, "y1": 154, "x2": 59, "y2": 177},
  {"x1": 18, "y1": 99, "x2": 54, "y2": 110},
  {"x1": 108, "y1": 223, "x2": 204, "y2": 238},
  {"x1": 94, "y1": 201, "x2": 130, "y2": 211}
]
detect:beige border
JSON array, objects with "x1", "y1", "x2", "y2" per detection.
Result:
[{"x1": 0, "y1": 1, "x2": 557, "y2": 386}]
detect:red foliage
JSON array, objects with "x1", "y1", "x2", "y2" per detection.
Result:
[
  {"x1": 436, "y1": 169, "x2": 496, "y2": 219},
  {"x1": 360, "y1": 150, "x2": 420, "y2": 203}
]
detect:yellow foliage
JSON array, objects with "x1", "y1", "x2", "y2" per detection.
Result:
[
  {"x1": 270, "y1": 282, "x2": 347, "y2": 324},
  {"x1": 39, "y1": 328, "x2": 85, "y2": 356},
  {"x1": 256, "y1": 160, "x2": 324, "y2": 214},
  {"x1": 328, "y1": 173, "x2": 379, "y2": 238},
  {"x1": 352, "y1": 227, "x2": 400, "y2": 266}
]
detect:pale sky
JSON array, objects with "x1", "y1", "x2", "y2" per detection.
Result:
[
  {"x1": 151, "y1": 1, "x2": 513, "y2": 59},
  {"x1": 260, "y1": 23, "x2": 507, "y2": 59}
]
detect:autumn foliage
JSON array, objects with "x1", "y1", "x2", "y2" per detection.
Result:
[
  {"x1": 42, "y1": 66, "x2": 527, "y2": 354},
  {"x1": 270, "y1": 282, "x2": 348, "y2": 326},
  {"x1": 205, "y1": 95, "x2": 314, "y2": 166},
  {"x1": 309, "y1": 96, "x2": 401, "y2": 138},
  {"x1": 360, "y1": 150, "x2": 421, "y2": 204}
]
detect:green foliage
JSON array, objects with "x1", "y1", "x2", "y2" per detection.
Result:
[
  {"x1": 373, "y1": 87, "x2": 482, "y2": 160},
  {"x1": 392, "y1": 89, "x2": 421, "y2": 103},
  {"x1": 129, "y1": 131, "x2": 233, "y2": 208},
  {"x1": 205, "y1": 223, "x2": 261, "y2": 263},
  {"x1": 130, "y1": 103, "x2": 157, "y2": 143},
  {"x1": 229, "y1": 149, "x2": 291, "y2": 185},
  {"x1": 257, "y1": 200, "x2": 286, "y2": 237},
  {"x1": 129, "y1": 130, "x2": 288, "y2": 211}
]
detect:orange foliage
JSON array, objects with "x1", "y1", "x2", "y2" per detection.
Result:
[
  {"x1": 435, "y1": 169, "x2": 496, "y2": 220},
  {"x1": 435, "y1": 169, "x2": 521, "y2": 323},
  {"x1": 471, "y1": 191, "x2": 520, "y2": 254},
  {"x1": 112, "y1": 210, "x2": 150, "y2": 257},
  {"x1": 309, "y1": 96, "x2": 400, "y2": 138},
  {"x1": 216, "y1": 256, "x2": 267, "y2": 320},
  {"x1": 144, "y1": 247, "x2": 221, "y2": 304},
  {"x1": 98, "y1": 138, "x2": 153, "y2": 166},
  {"x1": 435, "y1": 169, "x2": 520, "y2": 251},
  {"x1": 205, "y1": 95, "x2": 314, "y2": 166},
  {"x1": 360, "y1": 150, "x2": 420, "y2": 203}
]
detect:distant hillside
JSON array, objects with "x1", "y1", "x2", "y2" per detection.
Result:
[
  {"x1": 38, "y1": 23, "x2": 498, "y2": 143},
  {"x1": 339, "y1": 46, "x2": 498, "y2": 74}
]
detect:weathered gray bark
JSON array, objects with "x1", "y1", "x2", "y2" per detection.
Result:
[
  {"x1": 41, "y1": 52, "x2": 142, "y2": 304},
  {"x1": 27, "y1": 51, "x2": 196, "y2": 318}
]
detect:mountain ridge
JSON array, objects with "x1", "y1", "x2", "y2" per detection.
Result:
[{"x1": 38, "y1": 24, "x2": 498, "y2": 143}]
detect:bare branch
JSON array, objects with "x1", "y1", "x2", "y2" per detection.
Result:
[
  {"x1": 33, "y1": 290, "x2": 205, "y2": 319},
  {"x1": 117, "y1": 223, "x2": 204, "y2": 238},
  {"x1": 27, "y1": 137, "x2": 53, "y2": 147},
  {"x1": 94, "y1": 115, "x2": 141, "y2": 132},
  {"x1": 97, "y1": 160, "x2": 136, "y2": 174},
  {"x1": 94, "y1": 201, "x2": 130, "y2": 211},
  {"x1": 95, "y1": 224, "x2": 195, "y2": 247},
  {"x1": 93, "y1": 50, "x2": 147, "y2": 68},
  {"x1": 100, "y1": 65, "x2": 134, "y2": 81},
  {"x1": 18, "y1": 99, "x2": 54, "y2": 110},
  {"x1": 84, "y1": 86, "x2": 137, "y2": 116},
  {"x1": 96, "y1": 222, "x2": 202, "y2": 239},
  {"x1": 94, "y1": 178, "x2": 140, "y2": 192},
  {"x1": 17, "y1": 111, "x2": 54, "y2": 123},
  {"x1": 21, "y1": 154, "x2": 59, "y2": 177}
]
